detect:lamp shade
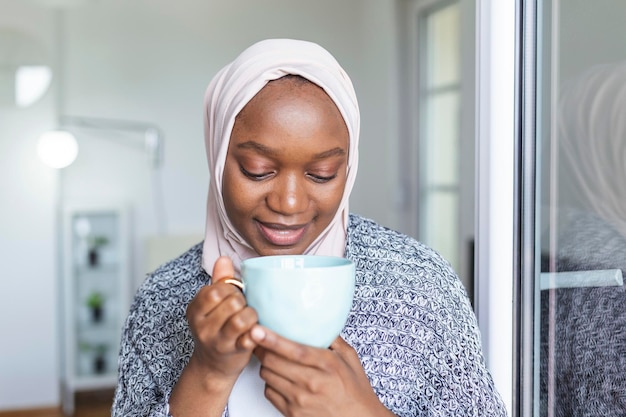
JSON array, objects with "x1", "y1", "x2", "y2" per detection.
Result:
[{"x1": 37, "y1": 130, "x2": 79, "y2": 168}]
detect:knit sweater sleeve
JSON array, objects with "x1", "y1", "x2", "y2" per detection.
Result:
[
  {"x1": 344, "y1": 214, "x2": 508, "y2": 416},
  {"x1": 112, "y1": 313, "x2": 172, "y2": 417},
  {"x1": 112, "y1": 243, "x2": 216, "y2": 416}
]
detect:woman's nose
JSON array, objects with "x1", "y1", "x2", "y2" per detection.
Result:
[{"x1": 266, "y1": 174, "x2": 309, "y2": 215}]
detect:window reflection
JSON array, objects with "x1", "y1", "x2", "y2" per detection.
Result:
[{"x1": 537, "y1": 2, "x2": 626, "y2": 414}]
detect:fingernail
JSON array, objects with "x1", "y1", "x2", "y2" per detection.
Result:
[{"x1": 250, "y1": 326, "x2": 266, "y2": 341}]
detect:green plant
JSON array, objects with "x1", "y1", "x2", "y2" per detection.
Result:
[
  {"x1": 94, "y1": 343, "x2": 108, "y2": 354},
  {"x1": 78, "y1": 342, "x2": 109, "y2": 373},
  {"x1": 87, "y1": 235, "x2": 109, "y2": 249},
  {"x1": 78, "y1": 341, "x2": 92, "y2": 352},
  {"x1": 86, "y1": 291, "x2": 105, "y2": 309},
  {"x1": 78, "y1": 341, "x2": 108, "y2": 353}
]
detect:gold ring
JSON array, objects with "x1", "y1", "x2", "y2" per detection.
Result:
[{"x1": 223, "y1": 278, "x2": 244, "y2": 291}]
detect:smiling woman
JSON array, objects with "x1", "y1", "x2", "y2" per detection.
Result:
[
  {"x1": 223, "y1": 76, "x2": 349, "y2": 256},
  {"x1": 112, "y1": 38, "x2": 506, "y2": 417},
  {"x1": 0, "y1": 1, "x2": 471, "y2": 414}
]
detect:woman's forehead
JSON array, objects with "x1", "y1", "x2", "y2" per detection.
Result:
[{"x1": 236, "y1": 76, "x2": 343, "y2": 126}]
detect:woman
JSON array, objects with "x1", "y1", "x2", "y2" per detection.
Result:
[{"x1": 113, "y1": 39, "x2": 506, "y2": 417}]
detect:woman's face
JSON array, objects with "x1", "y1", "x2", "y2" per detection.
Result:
[{"x1": 222, "y1": 77, "x2": 349, "y2": 256}]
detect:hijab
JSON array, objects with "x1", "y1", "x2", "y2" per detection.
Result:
[{"x1": 201, "y1": 39, "x2": 360, "y2": 275}]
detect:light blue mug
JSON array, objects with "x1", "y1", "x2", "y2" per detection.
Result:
[{"x1": 226, "y1": 255, "x2": 355, "y2": 348}]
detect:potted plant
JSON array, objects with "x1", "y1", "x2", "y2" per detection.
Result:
[
  {"x1": 86, "y1": 291, "x2": 105, "y2": 323},
  {"x1": 92, "y1": 343, "x2": 108, "y2": 374},
  {"x1": 87, "y1": 235, "x2": 109, "y2": 267},
  {"x1": 79, "y1": 341, "x2": 109, "y2": 374}
]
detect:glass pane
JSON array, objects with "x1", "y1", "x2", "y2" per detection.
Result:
[
  {"x1": 536, "y1": 1, "x2": 626, "y2": 415},
  {"x1": 418, "y1": 1, "x2": 463, "y2": 290},
  {"x1": 423, "y1": 90, "x2": 460, "y2": 185},
  {"x1": 421, "y1": 191, "x2": 459, "y2": 271},
  {"x1": 426, "y1": 3, "x2": 460, "y2": 88}
]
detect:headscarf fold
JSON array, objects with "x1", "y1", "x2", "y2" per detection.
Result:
[{"x1": 201, "y1": 39, "x2": 360, "y2": 275}]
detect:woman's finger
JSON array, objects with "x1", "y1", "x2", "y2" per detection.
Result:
[
  {"x1": 255, "y1": 346, "x2": 302, "y2": 387},
  {"x1": 259, "y1": 362, "x2": 295, "y2": 395},
  {"x1": 211, "y1": 255, "x2": 236, "y2": 284},
  {"x1": 250, "y1": 325, "x2": 322, "y2": 368},
  {"x1": 221, "y1": 304, "x2": 258, "y2": 341},
  {"x1": 263, "y1": 382, "x2": 289, "y2": 415},
  {"x1": 187, "y1": 282, "x2": 239, "y2": 320},
  {"x1": 329, "y1": 336, "x2": 361, "y2": 368}
]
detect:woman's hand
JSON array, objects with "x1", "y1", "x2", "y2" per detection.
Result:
[
  {"x1": 187, "y1": 256, "x2": 258, "y2": 381},
  {"x1": 169, "y1": 256, "x2": 258, "y2": 417},
  {"x1": 251, "y1": 326, "x2": 396, "y2": 417}
]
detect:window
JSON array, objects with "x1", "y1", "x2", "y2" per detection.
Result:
[
  {"x1": 517, "y1": 1, "x2": 626, "y2": 415},
  {"x1": 418, "y1": 1, "x2": 462, "y2": 273}
]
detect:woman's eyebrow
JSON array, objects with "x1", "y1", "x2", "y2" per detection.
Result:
[
  {"x1": 312, "y1": 147, "x2": 346, "y2": 160},
  {"x1": 236, "y1": 141, "x2": 346, "y2": 159},
  {"x1": 236, "y1": 141, "x2": 278, "y2": 156}
]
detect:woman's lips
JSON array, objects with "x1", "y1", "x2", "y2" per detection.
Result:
[{"x1": 257, "y1": 222, "x2": 307, "y2": 246}]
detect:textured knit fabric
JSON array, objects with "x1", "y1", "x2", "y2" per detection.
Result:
[
  {"x1": 113, "y1": 214, "x2": 507, "y2": 416},
  {"x1": 539, "y1": 285, "x2": 626, "y2": 417},
  {"x1": 539, "y1": 207, "x2": 626, "y2": 416}
]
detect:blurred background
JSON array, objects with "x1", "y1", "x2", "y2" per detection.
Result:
[
  {"x1": 0, "y1": 0, "x2": 476, "y2": 413},
  {"x1": 4, "y1": 0, "x2": 625, "y2": 416}
]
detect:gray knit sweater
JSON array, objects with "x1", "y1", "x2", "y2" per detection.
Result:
[
  {"x1": 539, "y1": 208, "x2": 626, "y2": 416},
  {"x1": 113, "y1": 214, "x2": 507, "y2": 416}
]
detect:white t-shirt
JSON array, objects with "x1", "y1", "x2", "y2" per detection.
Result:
[{"x1": 228, "y1": 356, "x2": 283, "y2": 417}]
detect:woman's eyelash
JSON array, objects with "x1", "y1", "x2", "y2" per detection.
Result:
[
  {"x1": 240, "y1": 166, "x2": 272, "y2": 180},
  {"x1": 307, "y1": 173, "x2": 337, "y2": 183},
  {"x1": 240, "y1": 166, "x2": 336, "y2": 183}
]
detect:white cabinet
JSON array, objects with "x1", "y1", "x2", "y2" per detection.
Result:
[{"x1": 61, "y1": 204, "x2": 130, "y2": 415}]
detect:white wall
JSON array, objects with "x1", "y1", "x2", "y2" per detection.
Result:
[
  {"x1": 0, "y1": 0, "x2": 399, "y2": 409},
  {"x1": 0, "y1": 2, "x2": 60, "y2": 409}
]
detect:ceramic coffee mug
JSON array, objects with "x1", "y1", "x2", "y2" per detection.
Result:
[{"x1": 225, "y1": 255, "x2": 355, "y2": 348}]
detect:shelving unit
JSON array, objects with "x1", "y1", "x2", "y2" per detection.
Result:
[{"x1": 61, "y1": 204, "x2": 130, "y2": 415}]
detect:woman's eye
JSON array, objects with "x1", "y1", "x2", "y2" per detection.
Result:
[
  {"x1": 307, "y1": 173, "x2": 337, "y2": 183},
  {"x1": 240, "y1": 166, "x2": 273, "y2": 181}
]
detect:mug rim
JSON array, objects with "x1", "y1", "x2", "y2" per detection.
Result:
[{"x1": 241, "y1": 254, "x2": 354, "y2": 270}]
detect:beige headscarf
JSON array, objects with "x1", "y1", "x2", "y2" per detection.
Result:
[{"x1": 201, "y1": 39, "x2": 360, "y2": 275}]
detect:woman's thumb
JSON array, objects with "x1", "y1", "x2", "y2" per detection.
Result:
[{"x1": 211, "y1": 256, "x2": 235, "y2": 284}]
